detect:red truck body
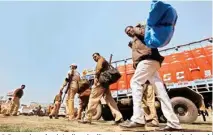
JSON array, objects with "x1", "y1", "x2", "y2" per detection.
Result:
[{"x1": 109, "y1": 38, "x2": 212, "y2": 94}]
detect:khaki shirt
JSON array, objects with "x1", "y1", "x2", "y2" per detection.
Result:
[
  {"x1": 95, "y1": 56, "x2": 109, "y2": 78},
  {"x1": 60, "y1": 69, "x2": 81, "y2": 90},
  {"x1": 129, "y1": 26, "x2": 163, "y2": 68},
  {"x1": 131, "y1": 36, "x2": 151, "y2": 66},
  {"x1": 67, "y1": 70, "x2": 80, "y2": 82}
]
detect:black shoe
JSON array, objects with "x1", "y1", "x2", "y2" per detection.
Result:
[
  {"x1": 12, "y1": 114, "x2": 18, "y2": 116},
  {"x1": 112, "y1": 118, "x2": 124, "y2": 125},
  {"x1": 159, "y1": 126, "x2": 182, "y2": 131},
  {"x1": 49, "y1": 115, "x2": 53, "y2": 119},
  {"x1": 119, "y1": 120, "x2": 145, "y2": 128},
  {"x1": 55, "y1": 117, "x2": 59, "y2": 119}
]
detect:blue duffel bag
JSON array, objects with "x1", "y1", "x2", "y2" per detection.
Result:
[{"x1": 144, "y1": 0, "x2": 178, "y2": 48}]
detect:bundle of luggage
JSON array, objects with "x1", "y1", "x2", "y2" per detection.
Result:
[{"x1": 78, "y1": 79, "x2": 91, "y2": 97}]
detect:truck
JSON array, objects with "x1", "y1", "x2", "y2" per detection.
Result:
[{"x1": 81, "y1": 37, "x2": 212, "y2": 123}]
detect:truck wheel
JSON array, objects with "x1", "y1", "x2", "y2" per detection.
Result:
[
  {"x1": 101, "y1": 104, "x2": 113, "y2": 121},
  {"x1": 171, "y1": 97, "x2": 198, "y2": 123},
  {"x1": 90, "y1": 103, "x2": 102, "y2": 120}
]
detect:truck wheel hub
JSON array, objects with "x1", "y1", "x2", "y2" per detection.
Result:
[
  {"x1": 177, "y1": 107, "x2": 185, "y2": 114},
  {"x1": 175, "y1": 105, "x2": 187, "y2": 116}
]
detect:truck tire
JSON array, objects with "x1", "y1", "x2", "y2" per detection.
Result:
[
  {"x1": 91, "y1": 103, "x2": 102, "y2": 120},
  {"x1": 171, "y1": 97, "x2": 198, "y2": 123},
  {"x1": 101, "y1": 104, "x2": 113, "y2": 121}
]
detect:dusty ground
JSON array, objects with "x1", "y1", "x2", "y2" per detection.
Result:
[{"x1": 0, "y1": 113, "x2": 212, "y2": 132}]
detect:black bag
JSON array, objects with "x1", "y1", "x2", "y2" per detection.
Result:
[{"x1": 99, "y1": 65, "x2": 121, "y2": 86}]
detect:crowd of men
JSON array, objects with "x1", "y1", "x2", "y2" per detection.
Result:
[{"x1": 0, "y1": 1, "x2": 182, "y2": 131}]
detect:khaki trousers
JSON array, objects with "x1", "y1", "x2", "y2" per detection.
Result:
[
  {"x1": 65, "y1": 98, "x2": 69, "y2": 117},
  {"x1": 85, "y1": 84, "x2": 122, "y2": 122},
  {"x1": 76, "y1": 97, "x2": 84, "y2": 119},
  {"x1": 50, "y1": 101, "x2": 61, "y2": 117},
  {"x1": 142, "y1": 84, "x2": 159, "y2": 125},
  {"x1": 7, "y1": 97, "x2": 20, "y2": 115},
  {"x1": 67, "y1": 88, "x2": 77, "y2": 119}
]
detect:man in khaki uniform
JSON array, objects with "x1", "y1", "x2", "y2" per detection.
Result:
[
  {"x1": 47, "y1": 105, "x2": 53, "y2": 115},
  {"x1": 5, "y1": 85, "x2": 25, "y2": 116},
  {"x1": 49, "y1": 91, "x2": 63, "y2": 119},
  {"x1": 79, "y1": 53, "x2": 123, "y2": 124},
  {"x1": 142, "y1": 81, "x2": 159, "y2": 127},
  {"x1": 120, "y1": 24, "x2": 181, "y2": 131},
  {"x1": 60, "y1": 63, "x2": 80, "y2": 120}
]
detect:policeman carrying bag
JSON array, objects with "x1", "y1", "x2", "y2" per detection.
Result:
[{"x1": 98, "y1": 54, "x2": 121, "y2": 86}]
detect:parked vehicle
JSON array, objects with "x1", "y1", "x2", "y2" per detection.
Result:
[
  {"x1": 81, "y1": 37, "x2": 212, "y2": 123},
  {"x1": 58, "y1": 105, "x2": 66, "y2": 117},
  {"x1": 18, "y1": 106, "x2": 34, "y2": 116}
]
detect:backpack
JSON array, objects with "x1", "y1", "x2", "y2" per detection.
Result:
[{"x1": 144, "y1": 0, "x2": 178, "y2": 48}]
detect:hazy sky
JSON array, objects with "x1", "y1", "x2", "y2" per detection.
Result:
[{"x1": 0, "y1": 1, "x2": 212, "y2": 105}]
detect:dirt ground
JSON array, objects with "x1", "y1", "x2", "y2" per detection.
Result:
[{"x1": 0, "y1": 113, "x2": 212, "y2": 132}]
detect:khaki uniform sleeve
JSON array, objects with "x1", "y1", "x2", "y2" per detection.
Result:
[
  {"x1": 60, "y1": 80, "x2": 67, "y2": 91},
  {"x1": 95, "y1": 57, "x2": 105, "y2": 77},
  {"x1": 60, "y1": 71, "x2": 72, "y2": 91}
]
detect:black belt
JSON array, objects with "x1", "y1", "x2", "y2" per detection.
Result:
[{"x1": 135, "y1": 55, "x2": 162, "y2": 68}]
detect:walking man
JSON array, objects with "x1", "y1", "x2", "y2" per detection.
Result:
[
  {"x1": 120, "y1": 25, "x2": 182, "y2": 131},
  {"x1": 49, "y1": 91, "x2": 63, "y2": 119},
  {"x1": 78, "y1": 53, "x2": 123, "y2": 124},
  {"x1": 60, "y1": 63, "x2": 81, "y2": 120}
]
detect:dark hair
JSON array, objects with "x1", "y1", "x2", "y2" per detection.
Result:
[
  {"x1": 21, "y1": 84, "x2": 25, "y2": 87},
  {"x1": 92, "y1": 52, "x2": 100, "y2": 57},
  {"x1": 125, "y1": 26, "x2": 133, "y2": 33}
]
